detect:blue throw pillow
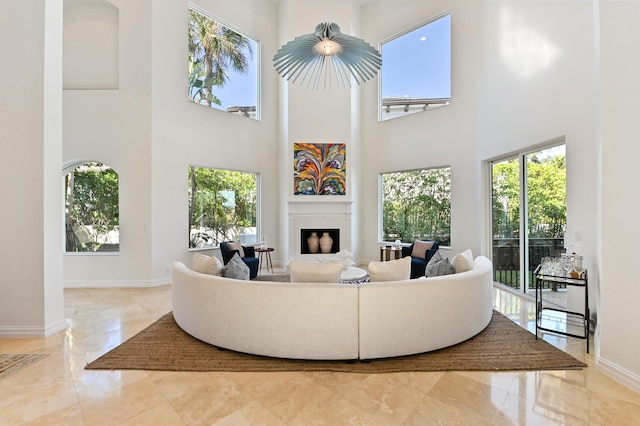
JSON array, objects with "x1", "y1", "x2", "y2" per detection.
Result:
[{"x1": 224, "y1": 253, "x2": 250, "y2": 280}]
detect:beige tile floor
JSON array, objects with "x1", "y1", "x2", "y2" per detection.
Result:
[{"x1": 1, "y1": 278, "x2": 639, "y2": 425}]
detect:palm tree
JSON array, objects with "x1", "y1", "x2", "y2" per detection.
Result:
[{"x1": 188, "y1": 10, "x2": 253, "y2": 107}]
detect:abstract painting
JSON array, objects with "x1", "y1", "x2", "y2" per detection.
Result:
[{"x1": 294, "y1": 143, "x2": 346, "y2": 195}]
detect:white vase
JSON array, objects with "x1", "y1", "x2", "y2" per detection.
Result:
[
  {"x1": 319, "y1": 232, "x2": 333, "y2": 254},
  {"x1": 307, "y1": 232, "x2": 319, "y2": 254}
]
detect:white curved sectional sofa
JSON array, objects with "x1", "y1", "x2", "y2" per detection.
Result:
[{"x1": 172, "y1": 256, "x2": 494, "y2": 360}]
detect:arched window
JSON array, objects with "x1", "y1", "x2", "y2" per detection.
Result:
[{"x1": 64, "y1": 162, "x2": 119, "y2": 253}]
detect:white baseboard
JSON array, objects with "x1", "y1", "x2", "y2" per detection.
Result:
[
  {"x1": 64, "y1": 277, "x2": 171, "y2": 288},
  {"x1": 597, "y1": 356, "x2": 640, "y2": 394},
  {"x1": 0, "y1": 318, "x2": 68, "y2": 338}
]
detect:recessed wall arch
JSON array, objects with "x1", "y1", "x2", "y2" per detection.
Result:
[{"x1": 63, "y1": 0, "x2": 119, "y2": 90}]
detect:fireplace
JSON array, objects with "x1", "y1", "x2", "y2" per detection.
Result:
[
  {"x1": 300, "y1": 229, "x2": 340, "y2": 254},
  {"x1": 287, "y1": 200, "x2": 352, "y2": 261}
]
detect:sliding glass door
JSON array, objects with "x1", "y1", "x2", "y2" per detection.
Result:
[{"x1": 491, "y1": 144, "x2": 566, "y2": 296}]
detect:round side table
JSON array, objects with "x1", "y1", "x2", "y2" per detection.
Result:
[
  {"x1": 255, "y1": 247, "x2": 274, "y2": 274},
  {"x1": 339, "y1": 266, "x2": 369, "y2": 284}
]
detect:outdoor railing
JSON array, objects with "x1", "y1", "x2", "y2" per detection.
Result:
[{"x1": 493, "y1": 237, "x2": 565, "y2": 290}]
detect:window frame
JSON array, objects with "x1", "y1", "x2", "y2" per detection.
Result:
[
  {"x1": 63, "y1": 161, "x2": 120, "y2": 255},
  {"x1": 488, "y1": 141, "x2": 567, "y2": 294},
  {"x1": 379, "y1": 166, "x2": 452, "y2": 247},
  {"x1": 188, "y1": 4, "x2": 261, "y2": 120},
  {"x1": 188, "y1": 165, "x2": 261, "y2": 250},
  {"x1": 379, "y1": 12, "x2": 451, "y2": 122}
]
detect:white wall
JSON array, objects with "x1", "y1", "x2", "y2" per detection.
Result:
[
  {"x1": 475, "y1": 1, "x2": 599, "y2": 315},
  {"x1": 63, "y1": 0, "x2": 153, "y2": 286},
  {"x1": 599, "y1": 0, "x2": 640, "y2": 392},
  {"x1": 360, "y1": 1, "x2": 481, "y2": 261},
  {"x1": 0, "y1": 0, "x2": 65, "y2": 336},
  {"x1": 278, "y1": 0, "x2": 360, "y2": 262},
  {"x1": 149, "y1": 0, "x2": 280, "y2": 280},
  {"x1": 63, "y1": 0, "x2": 119, "y2": 89}
]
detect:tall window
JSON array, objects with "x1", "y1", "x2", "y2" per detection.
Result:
[
  {"x1": 381, "y1": 167, "x2": 451, "y2": 246},
  {"x1": 188, "y1": 166, "x2": 258, "y2": 249},
  {"x1": 491, "y1": 144, "x2": 566, "y2": 296},
  {"x1": 65, "y1": 162, "x2": 119, "y2": 252},
  {"x1": 380, "y1": 14, "x2": 451, "y2": 121},
  {"x1": 188, "y1": 7, "x2": 260, "y2": 119}
]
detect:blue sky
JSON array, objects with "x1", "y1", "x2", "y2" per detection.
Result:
[
  {"x1": 210, "y1": 38, "x2": 259, "y2": 109},
  {"x1": 207, "y1": 13, "x2": 451, "y2": 109},
  {"x1": 381, "y1": 14, "x2": 451, "y2": 99}
]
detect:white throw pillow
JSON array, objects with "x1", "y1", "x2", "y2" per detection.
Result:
[
  {"x1": 227, "y1": 241, "x2": 245, "y2": 258},
  {"x1": 451, "y1": 249, "x2": 474, "y2": 273},
  {"x1": 192, "y1": 253, "x2": 223, "y2": 276},
  {"x1": 290, "y1": 260, "x2": 342, "y2": 283},
  {"x1": 368, "y1": 256, "x2": 411, "y2": 282}
]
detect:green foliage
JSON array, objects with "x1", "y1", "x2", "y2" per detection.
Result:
[
  {"x1": 188, "y1": 166, "x2": 257, "y2": 248},
  {"x1": 187, "y1": 9, "x2": 253, "y2": 108},
  {"x1": 382, "y1": 168, "x2": 451, "y2": 245},
  {"x1": 492, "y1": 152, "x2": 566, "y2": 239},
  {"x1": 65, "y1": 163, "x2": 119, "y2": 252},
  {"x1": 491, "y1": 158, "x2": 520, "y2": 239},
  {"x1": 188, "y1": 58, "x2": 222, "y2": 106},
  {"x1": 526, "y1": 154, "x2": 566, "y2": 238}
]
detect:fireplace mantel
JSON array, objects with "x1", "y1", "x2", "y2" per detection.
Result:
[{"x1": 287, "y1": 200, "x2": 353, "y2": 261}]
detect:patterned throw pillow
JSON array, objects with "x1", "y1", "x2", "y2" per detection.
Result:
[
  {"x1": 227, "y1": 241, "x2": 245, "y2": 258},
  {"x1": 192, "y1": 253, "x2": 223, "y2": 276},
  {"x1": 424, "y1": 250, "x2": 443, "y2": 277},
  {"x1": 425, "y1": 254, "x2": 455, "y2": 277},
  {"x1": 411, "y1": 240, "x2": 434, "y2": 259},
  {"x1": 224, "y1": 253, "x2": 250, "y2": 280}
]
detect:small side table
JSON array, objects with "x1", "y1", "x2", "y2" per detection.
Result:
[
  {"x1": 380, "y1": 246, "x2": 402, "y2": 261},
  {"x1": 256, "y1": 247, "x2": 274, "y2": 274}
]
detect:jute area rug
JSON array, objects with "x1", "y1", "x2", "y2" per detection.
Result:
[
  {"x1": 85, "y1": 311, "x2": 586, "y2": 373},
  {"x1": 0, "y1": 354, "x2": 49, "y2": 382}
]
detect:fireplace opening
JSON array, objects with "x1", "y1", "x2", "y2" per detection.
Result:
[{"x1": 300, "y1": 229, "x2": 340, "y2": 254}]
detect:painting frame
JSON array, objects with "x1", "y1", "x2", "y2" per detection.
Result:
[{"x1": 293, "y1": 143, "x2": 346, "y2": 195}]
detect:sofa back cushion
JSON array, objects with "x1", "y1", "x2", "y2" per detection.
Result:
[
  {"x1": 368, "y1": 256, "x2": 411, "y2": 281},
  {"x1": 193, "y1": 253, "x2": 223, "y2": 276},
  {"x1": 451, "y1": 249, "x2": 474, "y2": 273},
  {"x1": 290, "y1": 260, "x2": 342, "y2": 283}
]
